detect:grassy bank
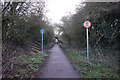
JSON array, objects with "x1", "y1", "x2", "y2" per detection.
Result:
[
  {"x1": 7, "y1": 49, "x2": 49, "y2": 78},
  {"x1": 2, "y1": 42, "x2": 54, "y2": 78},
  {"x1": 64, "y1": 48, "x2": 119, "y2": 78}
]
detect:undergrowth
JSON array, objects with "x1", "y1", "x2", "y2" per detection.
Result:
[
  {"x1": 8, "y1": 50, "x2": 49, "y2": 78},
  {"x1": 65, "y1": 48, "x2": 119, "y2": 78}
]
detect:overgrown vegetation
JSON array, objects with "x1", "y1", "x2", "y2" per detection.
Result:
[
  {"x1": 8, "y1": 49, "x2": 49, "y2": 78},
  {"x1": 56, "y1": 2, "x2": 120, "y2": 51},
  {"x1": 2, "y1": 1, "x2": 54, "y2": 78},
  {"x1": 64, "y1": 48, "x2": 119, "y2": 78},
  {"x1": 59, "y1": 2, "x2": 120, "y2": 49},
  {"x1": 57, "y1": 2, "x2": 120, "y2": 78},
  {"x1": 1, "y1": 1, "x2": 120, "y2": 78}
]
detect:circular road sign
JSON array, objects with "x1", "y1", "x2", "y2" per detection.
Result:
[
  {"x1": 83, "y1": 20, "x2": 91, "y2": 28},
  {"x1": 40, "y1": 29, "x2": 44, "y2": 34}
]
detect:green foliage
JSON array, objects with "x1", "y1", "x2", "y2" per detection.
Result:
[
  {"x1": 65, "y1": 48, "x2": 119, "y2": 78},
  {"x1": 59, "y1": 2, "x2": 119, "y2": 50},
  {"x1": 2, "y1": 2, "x2": 54, "y2": 78},
  {"x1": 2, "y1": 2, "x2": 54, "y2": 49},
  {"x1": 8, "y1": 50, "x2": 49, "y2": 78}
]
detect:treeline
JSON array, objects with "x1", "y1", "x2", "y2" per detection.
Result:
[
  {"x1": 59, "y1": 2, "x2": 120, "y2": 50},
  {"x1": 2, "y1": 1, "x2": 54, "y2": 77},
  {"x1": 2, "y1": 2, "x2": 54, "y2": 49}
]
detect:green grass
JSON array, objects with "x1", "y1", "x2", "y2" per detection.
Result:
[
  {"x1": 8, "y1": 51, "x2": 49, "y2": 78},
  {"x1": 65, "y1": 48, "x2": 119, "y2": 78}
]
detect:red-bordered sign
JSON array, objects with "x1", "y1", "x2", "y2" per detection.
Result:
[{"x1": 83, "y1": 20, "x2": 91, "y2": 28}]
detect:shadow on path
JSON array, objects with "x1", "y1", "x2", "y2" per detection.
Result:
[{"x1": 40, "y1": 44, "x2": 80, "y2": 78}]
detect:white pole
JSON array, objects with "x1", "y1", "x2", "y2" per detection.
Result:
[
  {"x1": 87, "y1": 28, "x2": 89, "y2": 63},
  {"x1": 42, "y1": 34, "x2": 43, "y2": 55}
]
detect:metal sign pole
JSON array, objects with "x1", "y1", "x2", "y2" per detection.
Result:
[
  {"x1": 40, "y1": 29, "x2": 44, "y2": 55},
  {"x1": 42, "y1": 33, "x2": 43, "y2": 55},
  {"x1": 86, "y1": 28, "x2": 89, "y2": 63},
  {"x1": 83, "y1": 20, "x2": 91, "y2": 64}
]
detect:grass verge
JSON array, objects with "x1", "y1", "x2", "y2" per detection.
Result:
[
  {"x1": 8, "y1": 50, "x2": 49, "y2": 78},
  {"x1": 64, "y1": 48, "x2": 119, "y2": 78}
]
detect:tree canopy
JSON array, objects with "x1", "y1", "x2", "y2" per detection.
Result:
[{"x1": 58, "y1": 2, "x2": 119, "y2": 50}]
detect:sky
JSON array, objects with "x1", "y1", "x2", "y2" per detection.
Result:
[
  {"x1": 45, "y1": 0, "x2": 84, "y2": 24},
  {"x1": 1, "y1": 0, "x2": 84, "y2": 24}
]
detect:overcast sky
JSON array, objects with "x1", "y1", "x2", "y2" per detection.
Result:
[{"x1": 45, "y1": 0, "x2": 84, "y2": 24}]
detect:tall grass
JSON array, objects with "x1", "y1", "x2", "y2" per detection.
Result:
[
  {"x1": 89, "y1": 46, "x2": 118, "y2": 71},
  {"x1": 64, "y1": 47, "x2": 119, "y2": 78}
]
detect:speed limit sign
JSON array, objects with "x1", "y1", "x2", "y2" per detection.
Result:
[
  {"x1": 83, "y1": 20, "x2": 91, "y2": 28},
  {"x1": 83, "y1": 20, "x2": 91, "y2": 63}
]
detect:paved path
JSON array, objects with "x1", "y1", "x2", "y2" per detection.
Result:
[{"x1": 40, "y1": 44, "x2": 80, "y2": 78}]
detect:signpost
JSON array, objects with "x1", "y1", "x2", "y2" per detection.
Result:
[
  {"x1": 40, "y1": 29, "x2": 44, "y2": 55},
  {"x1": 83, "y1": 20, "x2": 91, "y2": 63}
]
